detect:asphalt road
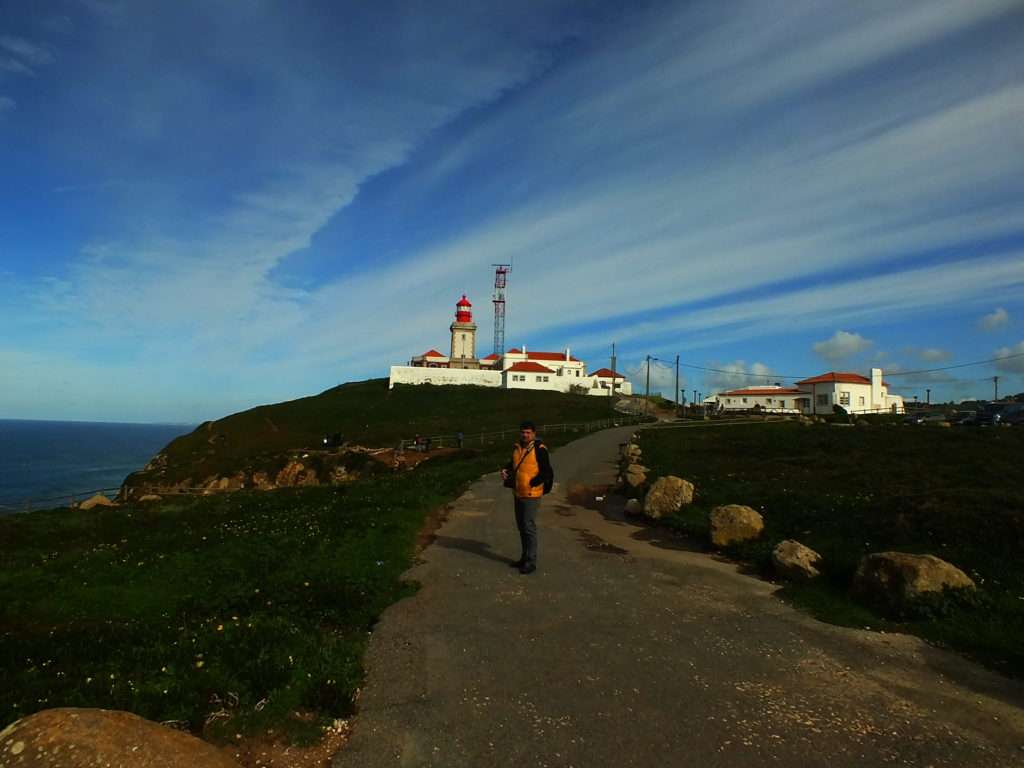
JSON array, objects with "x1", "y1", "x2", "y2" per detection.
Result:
[{"x1": 334, "y1": 426, "x2": 1024, "y2": 767}]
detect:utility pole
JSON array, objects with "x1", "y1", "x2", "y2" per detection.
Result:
[
  {"x1": 693, "y1": 389, "x2": 697, "y2": 407},
  {"x1": 644, "y1": 355, "x2": 651, "y2": 415},
  {"x1": 994, "y1": 375, "x2": 1000, "y2": 401},
  {"x1": 610, "y1": 342, "x2": 617, "y2": 408},
  {"x1": 926, "y1": 388, "x2": 931, "y2": 405},
  {"x1": 674, "y1": 354, "x2": 680, "y2": 407}
]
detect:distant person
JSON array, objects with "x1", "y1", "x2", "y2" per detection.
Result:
[{"x1": 500, "y1": 420, "x2": 553, "y2": 575}]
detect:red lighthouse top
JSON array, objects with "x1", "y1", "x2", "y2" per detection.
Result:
[{"x1": 455, "y1": 294, "x2": 473, "y2": 323}]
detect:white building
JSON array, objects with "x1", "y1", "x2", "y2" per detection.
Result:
[
  {"x1": 388, "y1": 295, "x2": 633, "y2": 396},
  {"x1": 709, "y1": 369, "x2": 904, "y2": 415}
]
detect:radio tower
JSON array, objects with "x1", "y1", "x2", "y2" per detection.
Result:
[{"x1": 492, "y1": 264, "x2": 510, "y2": 357}]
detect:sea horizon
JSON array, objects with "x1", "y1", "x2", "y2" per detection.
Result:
[{"x1": 0, "y1": 419, "x2": 195, "y2": 511}]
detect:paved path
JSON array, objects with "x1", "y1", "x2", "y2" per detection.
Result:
[{"x1": 335, "y1": 427, "x2": 1024, "y2": 767}]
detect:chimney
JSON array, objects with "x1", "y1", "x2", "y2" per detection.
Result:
[
  {"x1": 565, "y1": 347, "x2": 570, "y2": 362},
  {"x1": 522, "y1": 344, "x2": 527, "y2": 357},
  {"x1": 871, "y1": 368, "x2": 882, "y2": 410}
]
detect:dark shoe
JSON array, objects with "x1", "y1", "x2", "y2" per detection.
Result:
[
  {"x1": 509, "y1": 558, "x2": 526, "y2": 568},
  {"x1": 519, "y1": 563, "x2": 537, "y2": 575}
]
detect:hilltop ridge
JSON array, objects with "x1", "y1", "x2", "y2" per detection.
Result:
[{"x1": 121, "y1": 378, "x2": 622, "y2": 496}]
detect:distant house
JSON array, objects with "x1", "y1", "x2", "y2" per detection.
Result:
[{"x1": 709, "y1": 369, "x2": 904, "y2": 415}]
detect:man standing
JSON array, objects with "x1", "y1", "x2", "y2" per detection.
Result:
[{"x1": 501, "y1": 421, "x2": 552, "y2": 575}]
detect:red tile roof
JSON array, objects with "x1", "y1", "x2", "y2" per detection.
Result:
[
  {"x1": 796, "y1": 372, "x2": 871, "y2": 386},
  {"x1": 482, "y1": 353, "x2": 500, "y2": 360},
  {"x1": 505, "y1": 348, "x2": 581, "y2": 362},
  {"x1": 420, "y1": 349, "x2": 446, "y2": 358},
  {"x1": 592, "y1": 368, "x2": 625, "y2": 378},
  {"x1": 507, "y1": 361, "x2": 555, "y2": 373},
  {"x1": 722, "y1": 387, "x2": 804, "y2": 397}
]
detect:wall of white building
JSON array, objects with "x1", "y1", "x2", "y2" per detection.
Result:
[{"x1": 389, "y1": 366, "x2": 502, "y2": 389}]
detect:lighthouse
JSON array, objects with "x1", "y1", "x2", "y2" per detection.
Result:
[{"x1": 449, "y1": 294, "x2": 479, "y2": 369}]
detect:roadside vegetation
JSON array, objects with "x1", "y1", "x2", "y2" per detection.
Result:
[
  {"x1": 0, "y1": 384, "x2": 621, "y2": 740},
  {"x1": 639, "y1": 421, "x2": 1024, "y2": 677}
]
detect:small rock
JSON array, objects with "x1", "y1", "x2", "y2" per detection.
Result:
[
  {"x1": 138, "y1": 494, "x2": 162, "y2": 503},
  {"x1": 709, "y1": 504, "x2": 764, "y2": 547},
  {"x1": 772, "y1": 540, "x2": 822, "y2": 580},
  {"x1": 624, "y1": 498, "x2": 643, "y2": 516},
  {"x1": 853, "y1": 552, "x2": 975, "y2": 611},
  {"x1": 643, "y1": 476, "x2": 695, "y2": 519},
  {"x1": 80, "y1": 493, "x2": 115, "y2": 511}
]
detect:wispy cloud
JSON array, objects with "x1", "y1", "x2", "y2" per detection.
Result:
[
  {"x1": 979, "y1": 307, "x2": 1010, "y2": 331},
  {"x1": 994, "y1": 342, "x2": 1024, "y2": 374},
  {"x1": 4, "y1": 0, "x2": 1024, "y2": 419},
  {"x1": 0, "y1": 34, "x2": 52, "y2": 74},
  {"x1": 701, "y1": 362, "x2": 777, "y2": 394},
  {"x1": 918, "y1": 348, "x2": 952, "y2": 362}
]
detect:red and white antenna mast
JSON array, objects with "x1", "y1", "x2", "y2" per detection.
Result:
[{"x1": 492, "y1": 264, "x2": 510, "y2": 357}]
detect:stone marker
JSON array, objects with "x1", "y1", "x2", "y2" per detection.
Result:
[
  {"x1": 772, "y1": 540, "x2": 822, "y2": 580},
  {"x1": 80, "y1": 493, "x2": 115, "y2": 511},
  {"x1": 624, "y1": 498, "x2": 643, "y2": 517},
  {"x1": 709, "y1": 504, "x2": 764, "y2": 547},
  {"x1": 642, "y1": 476, "x2": 695, "y2": 519},
  {"x1": 0, "y1": 708, "x2": 240, "y2": 768},
  {"x1": 853, "y1": 552, "x2": 975, "y2": 610}
]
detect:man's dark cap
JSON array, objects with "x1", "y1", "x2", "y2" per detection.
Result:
[{"x1": 519, "y1": 420, "x2": 536, "y2": 431}]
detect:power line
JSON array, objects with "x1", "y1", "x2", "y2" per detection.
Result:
[{"x1": 883, "y1": 351, "x2": 1024, "y2": 377}]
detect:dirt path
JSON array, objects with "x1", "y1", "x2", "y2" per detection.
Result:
[{"x1": 333, "y1": 426, "x2": 1024, "y2": 767}]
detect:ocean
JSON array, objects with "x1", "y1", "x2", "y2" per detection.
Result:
[{"x1": 0, "y1": 419, "x2": 193, "y2": 512}]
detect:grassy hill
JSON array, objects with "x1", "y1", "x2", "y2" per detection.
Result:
[{"x1": 130, "y1": 379, "x2": 620, "y2": 488}]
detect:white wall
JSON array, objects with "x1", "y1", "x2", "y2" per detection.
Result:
[
  {"x1": 389, "y1": 366, "x2": 502, "y2": 389},
  {"x1": 716, "y1": 394, "x2": 801, "y2": 413}
]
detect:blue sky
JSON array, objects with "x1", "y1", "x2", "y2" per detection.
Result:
[{"x1": 2, "y1": 0, "x2": 1023, "y2": 422}]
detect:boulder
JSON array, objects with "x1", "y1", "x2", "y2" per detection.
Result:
[
  {"x1": 642, "y1": 476, "x2": 695, "y2": 519},
  {"x1": 622, "y1": 464, "x2": 649, "y2": 491},
  {"x1": 772, "y1": 540, "x2": 822, "y2": 580},
  {"x1": 853, "y1": 552, "x2": 975, "y2": 610},
  {"x1": 138, "y1": 494, "x2": 162, "y2": 503},
  {"x1": 251, "y1": 471, "x2": 274, "y2": 490},
  {"x1": 275, "y1": 461, "x2": 306, "y2": 486},
  {"x1": 709, "y1": 504, "x2": 764, "y2": 547},
  {"x1": 80, "y1": 494, "x2": 115, "y2": 511},
  {"x1": 624, "y1": 498, "x2": 643, "y2": 517},
  {"x1": 0, "y1": 707, "x2": 240, "y2": 767}
]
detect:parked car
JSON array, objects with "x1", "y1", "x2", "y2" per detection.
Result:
[
  {"x1": 902, "y1": 411, "x2": 949, "y2": 425},
  {"x1": 975, "y1": 402, "x2": 1024, "y2": 427}
]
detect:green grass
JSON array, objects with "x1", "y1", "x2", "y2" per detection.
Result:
[
  {"x1": 0, "y1": 428, "x2": 593, "y2": 739},
  {"x1": 134, "y1": 379, "x2": 618, "y2": 488},
  {"x1": 639, "y1": 421, "x2": 1024, "y2": 676}
]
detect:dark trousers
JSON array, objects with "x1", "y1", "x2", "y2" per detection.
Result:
[{"x1": 514, "y1": 496, "x2": 540, "y2": 565}]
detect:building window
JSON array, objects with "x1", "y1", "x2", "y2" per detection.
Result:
[
  {"x1": 575, "y1": 370, "x2": 580, "y2": 377},
  {"x1": 839, "y1": 392, "x2": 851, "y2": 406},
  {"x1": 742, "y1": 397, "x2": 748, "y2": 404},
  {"x1": 726, "y1": 398, "x2": 732, "y2": 404},
  {"x1": 816, "y1": 394, "x2": 829, "y2": 406},
  {"x1": 766, "y1": 398, "x2": 773, "y2": 404},
  {"x1": 858, "y1": 396, "x2": 865, "y2": 406},
  {"x1": 542, "y1": 376, "x2": 549, "y2": 382},
  {"x1": 779, "y1": 400, "x2": 786, "y2": 408}
]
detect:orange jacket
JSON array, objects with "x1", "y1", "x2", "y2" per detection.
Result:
[{"x1": 509, "y1": 440, "x2": 548, "y2": 499}]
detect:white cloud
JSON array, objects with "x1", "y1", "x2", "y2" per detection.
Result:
[
  {"x1": 624, "y1": 357, "x2": 686, "y2": 400},
  {"x1": 702, "y1": 362, "x2": 777, "y2": 395},
  {"x1": 919, "y1": 348, "x2": 951, "y2": 362},
  {"x1": 979, "y1": 307, "x2": 1010, "y2": 331},
  {"x1": 994, "y1": 342, "x2": 1024, "y2": 374},
  {"x1": 812, "y1": 331, "x2": 873, "y2": 363}
]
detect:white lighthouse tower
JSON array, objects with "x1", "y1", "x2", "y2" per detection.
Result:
[{"x1": 449, "y1": 294, "x2": 479, "y2": 369}]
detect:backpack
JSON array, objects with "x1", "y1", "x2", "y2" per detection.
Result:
[{"x1": 540, "y1": 445, "x2": 554, "y2": 494}]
